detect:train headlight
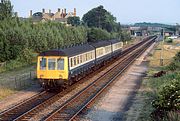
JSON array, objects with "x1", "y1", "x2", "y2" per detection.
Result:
[
  {"x1": 40, "y1": 75, "x2": 44, "y2": 78},
  {"x1": 59, "y1": 74, "x2": 63, "y2": 78}
]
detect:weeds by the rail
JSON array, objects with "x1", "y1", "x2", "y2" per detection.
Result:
[
  {"x1": 125, "y1": 41, "x2": 180, "y2": 121},
  {"x1": 137, "y1": 46, "x2": 180, "y2": 120},
  {"x1": 0, "y1": 88, "x2": 15, "y2": 100}
]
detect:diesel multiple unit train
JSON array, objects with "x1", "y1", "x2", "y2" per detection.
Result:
[{"x1": 37, "y1": 39, "x2": 123, "y2": 88}]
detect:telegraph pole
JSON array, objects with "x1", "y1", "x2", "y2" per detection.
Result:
[{"x1": 160, "y1": 28, "x2": 164, "y2": 66}]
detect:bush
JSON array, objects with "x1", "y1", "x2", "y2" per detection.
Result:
[
  {"x1": 167, "y1": 51, "x2": 180, "y2": 71},
  {"x1": 163, "y1": 111, "x2": 180, "y2": 121},
  {"x1": 166, "y1": 38, "x2": 173, "y2": 43},
  {"x1": 18, "y1": 48, "x2": 34, "y2": 64},
  {"x1": 87, "y1": 27, "x2": 117, "y2": 42},
  {"x1": 151, "y1": 78, "x2": 180, "y2": 119}
]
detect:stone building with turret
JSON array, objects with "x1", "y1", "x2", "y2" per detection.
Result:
[{"x1": 29, "y1": 8, "x2": 77, "y2": 24}]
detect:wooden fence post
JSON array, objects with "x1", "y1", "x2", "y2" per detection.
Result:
[{"x1": 15, "y1": 77, "x2": 17, "y2": 89}]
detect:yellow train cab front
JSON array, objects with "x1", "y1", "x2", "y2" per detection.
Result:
[{"x1": 37, "y1": 56, "x2": 69, "y2": 80}]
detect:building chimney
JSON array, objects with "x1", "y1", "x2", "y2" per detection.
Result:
[
  {"x1": 42, "y1": 8, "x2": 45, "y2": 13},
  {"x1": 58, "y1": 8, "x2": 61, "y2": 12},
  {"x1": 74, "y1": 8, "x2": 76, "y2": 16},
  {"x1": 61, "y1": 9, "x2": 64, "y2": 17},
  {"x1": 30, "y1": 10, "x2": 32, "y2": 17},
  {"x1": 64, "y1": 8, "x2": 66, "y2": 15}
]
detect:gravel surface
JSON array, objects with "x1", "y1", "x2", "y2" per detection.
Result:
[
  {"x1": 78, "y1": 43, "x2": 156, "y2": 121},
  {"x1": 0, "y1": 84, "x2": 41, "y2": 113}
]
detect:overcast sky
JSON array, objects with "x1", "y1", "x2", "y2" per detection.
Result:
[{"x1": 11, "y1": 0, "x2": 180, "y2": 24}]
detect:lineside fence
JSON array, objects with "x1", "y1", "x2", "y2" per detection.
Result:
[{"x1": 0, "y1": 71, "x2": 38, "y2": 90}]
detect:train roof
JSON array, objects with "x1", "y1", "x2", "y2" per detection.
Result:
[
  {"x1": 39, "y1": 39, "x2": 122, "y2": 57},
  {"x1": 89, "y1": 40, "x2": 111, "y2": 48},
  {"x1": 108, "y1": 39, "x2": 121, "y2": 44},
  {"x1": 39, "y1": 43, "x2": 94, "y2": 57}
]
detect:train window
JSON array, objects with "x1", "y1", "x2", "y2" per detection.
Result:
[
  {"x1": 86, "y1": 53, "x2": 88, "y2": 61},
  {"x1": 40, "y1": 58, "x2": 46, "y2": 70},
  {"x1": 106, "y1": 46, "x2": 111, "y2": 53},
  {"x1": 48, "y1": 58, "x2": 56, "y2": 70},
  {"x1": 90, "y1": 52, "x2": 93, "y2": 59},
  {"x1": 105, "y1": 46, "x2": 108, "y2": 53},
  {"x1": 87, "y1": 53, "x2": 90, "y2": 60},
  {"x1": 74, "y1": 57, "x2": 76, "y2": 66},
  {"x1": 92, "y1": 51, "x2": 95, "y2": 59},
  {"x1": 57, "y1": 58, "x2": 64, "y2": 70},
  {"x1": 96, "y1": 50, "x2": 99, "y2": 57},
  {"x1": 77, "y1": 56, "x2": 80, "y2": 65},
  {"x1": 83, "y1": 54, "x2": 86, "y2": 62},
  {"x1": 80, "y1": 55, "x2": 83, "y2": 63},
  {"x1": 97, "y1": 48, "x2": 103, "y2": 56},
  {"x1": 70, "y1": 58, "x2": 73, "y2": 67}
]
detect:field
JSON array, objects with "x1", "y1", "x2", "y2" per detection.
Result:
[{"x1": 149, "y1": 40, "x2": 180, "y2": 67}]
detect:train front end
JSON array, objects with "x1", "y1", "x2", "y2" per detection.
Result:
[{"x1": 37, "y1": 55, "x2": 69, "y2": 89}]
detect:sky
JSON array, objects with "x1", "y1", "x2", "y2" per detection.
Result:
[{"x1": 11, "y1": 0, "x2": 180, "y2": 25}]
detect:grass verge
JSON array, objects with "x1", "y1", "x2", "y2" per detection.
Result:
[{"x1": 125, "y1": 40, "x2": 180, "y2": 121}]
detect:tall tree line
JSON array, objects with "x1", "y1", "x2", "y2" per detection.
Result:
[
  {"x1": 0, "y1": 1, "x2": 131, "y2": 63},
  {"x1": 0, "y1": 18, "x2": 87, "y2": 62}
]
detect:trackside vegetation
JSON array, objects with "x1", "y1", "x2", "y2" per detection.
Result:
[
  {"x1": 0, "y1": 0, "x2": 131, "y2": 72},
  {"x1": 138, "y1": 51, "x2": 180, "y2": 121}
]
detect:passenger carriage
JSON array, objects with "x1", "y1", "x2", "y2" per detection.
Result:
[{"x1": 37, "y1": 39, "x2": 123, "y2": 89}]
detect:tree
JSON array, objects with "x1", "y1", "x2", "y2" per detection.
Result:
[
  {"x1": 67, "y1": 16, "x2": 80, "y2": 26},
  {"x1": 82, "y1": 5, "x2": 117, "y2": 32},
  {"x1": 121, "y1": 31, "x2": 131, "y2": 42},
  {"x1": 0, "y1": 0, "x2": 13, "y2": 20}
]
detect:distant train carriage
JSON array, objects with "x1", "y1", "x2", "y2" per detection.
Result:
[
  {"x1": 89, "y1": 40, "x2": 112, "y2": 65},
  {"x1": 37, "y1": 39, "x2": 123, "y2": 89},
  {"x1": 109, "y1": 39, "x2": 123, "y2": 57}
]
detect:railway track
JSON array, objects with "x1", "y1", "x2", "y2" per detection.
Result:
[
  {"x1": 0, "y1": 91, "x2": 57, "y2": 121},
  {"x1": 0, "y1": 36, "x2": 156, "y2": 121},
  {"x1": 44, "y1": 37, "x2": 156, "y2": 121}
]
